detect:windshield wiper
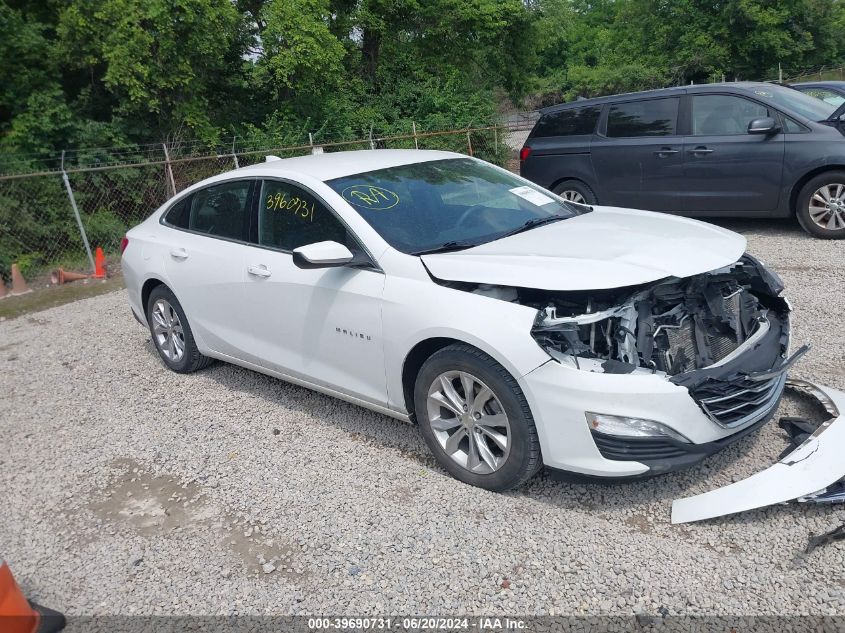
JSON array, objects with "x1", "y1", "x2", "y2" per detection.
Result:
[
  {"x1": 497, "y1": 215, "x2": 567, "y2": 239},
  {"x1": 411, "y1": 240, "x2": 476, "y2": 256}
]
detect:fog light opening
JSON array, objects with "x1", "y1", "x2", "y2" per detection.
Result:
[{"x1": 585, "y1": 412, "x2": 691, "y2": 443}]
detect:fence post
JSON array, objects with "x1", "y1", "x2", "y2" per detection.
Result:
[
  {"x1": 368, "y1": 124, "x2": 375, "y2": 150},
  {"x1": 412, "y1": 122, "x2": 419, "y2": 150},
  {"x1": 466, "y1": 129, "x2": 473, "y2": 157},
  {"x1": 493, "y1": 126, "x2": 498, "y2": 154},
  {"x1": 61, "y1": 151, "x2": 96, "y2": 273},
  {"x1": 231, "y1": 136, "x2": 240, "y2": 169},
  {"x1": 162, "y1": 143, "x2": 177, "y2": 197}
]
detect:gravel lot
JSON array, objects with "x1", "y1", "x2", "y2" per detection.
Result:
[{"x1": 2, "y1": 217, "x2": 845, "y2": 623}]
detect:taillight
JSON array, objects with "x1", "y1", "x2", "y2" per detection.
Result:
[
  {"x1": 120, "y1": 236, "x2": 129, "y2": 254},
  {"x1": 519, "y1": 146, "x2": 532, "y2": 161}
]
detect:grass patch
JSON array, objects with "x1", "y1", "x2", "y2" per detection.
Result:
[{"x1": 0, "y1": 274, "x2": 125, "y2": 320}]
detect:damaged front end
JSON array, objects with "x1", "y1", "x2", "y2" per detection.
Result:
[
  {"x1": 529, "y1": 254, "x2": 804, "y2": 431},
  {"x1": 672, "y1": 379, "x2": 845, "y2": 526}
]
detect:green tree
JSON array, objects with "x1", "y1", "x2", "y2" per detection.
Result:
[{"x1": 56, "y1": 0, "x2": 244, "y2": 142}]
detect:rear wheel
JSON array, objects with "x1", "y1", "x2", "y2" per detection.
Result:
[
  {"x1": 796, "y1": 172, "x2": 845, "y2": 239},
  {"x1": 553, "y1": 179, "x2": 597, "y2": 205},
  {"x1": 146, "y1": 285, "x2": 214, "y2": 373},
  {"x1": 414, "y1": 344, "x2": 542, "y2": 491}
]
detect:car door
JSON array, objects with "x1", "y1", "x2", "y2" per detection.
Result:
[
  {"x1": 590, "y1": 96, "x2": 684, "y2": 211},
  {"x1": 241, "y1": 178, "x2": 387, "y2": 406},
  {"x1": 161, "y1": 179, "x2": 259, "y2": 362},
  {"x1": 681, "y1": 93, "x2": 785, "y2": 214}
]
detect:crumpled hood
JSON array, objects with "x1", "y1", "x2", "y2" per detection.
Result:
[{"x1": 420, "y1": 206, "x2": 747, "y2": 291}]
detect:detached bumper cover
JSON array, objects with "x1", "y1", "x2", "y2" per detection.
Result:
[{"x1": 671, "y1": 379, "x2": 845, "y2": 524}]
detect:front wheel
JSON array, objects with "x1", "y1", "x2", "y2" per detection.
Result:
[
  {"x1": 796, "y1": 172, "x2": 845, "y2": 239},
  {"x1": 414, "y1": 344, "x2": 542, "y2": 491}
]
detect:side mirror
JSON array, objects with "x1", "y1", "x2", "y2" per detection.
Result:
[
  {"x1": 748, "y1": 117, "x2": 780, "y2": 135},
  {"x1": 292, "y1": 241, "x2": 355, "y2": 269}
]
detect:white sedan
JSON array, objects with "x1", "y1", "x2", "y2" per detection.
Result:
[{"x1": 122, "y1": 150, "x2": 799, "y2": 490}]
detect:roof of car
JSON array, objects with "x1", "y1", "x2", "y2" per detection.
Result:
[
  {"x1": 792, "y1": 80, "x2": 845, "y2": 88},
  {"x1": 539, "y1": 82, "x2": 785, "y2": 114},
  {"x1": 234, "y1": 149, "x2": 463, "y2": 181}
]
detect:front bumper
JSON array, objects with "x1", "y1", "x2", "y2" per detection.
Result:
[
  {"x1": 520, "y1": 329, "x2": 795, "y2": 479},
  {"x1": 588, "y1": 405, "x2": 777, "y2": 475},
  {"x1": 519, "y1": 360, "x2": 720, "y2": 477}
]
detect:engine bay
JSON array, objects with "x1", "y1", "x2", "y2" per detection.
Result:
[{"x1": 458, "y1": 254, "x2": 790, "y2": 377}]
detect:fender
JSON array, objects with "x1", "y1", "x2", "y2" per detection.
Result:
[{"x1": 381, "y1": 275, "x2": 549, "y2": 412}]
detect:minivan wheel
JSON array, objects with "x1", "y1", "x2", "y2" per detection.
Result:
[
  {"x1": 796, "y1": 172, "x2": 845, "y2": 239},
  {"x1": 553, "y1": 179, "x2": 597, "y2": 205},
  {"x1": 414, "y1": 344, "x2": 542, "y2": 491},
  {"x1": 146, "y1": 285, "x2": 214, "y2": 373}
]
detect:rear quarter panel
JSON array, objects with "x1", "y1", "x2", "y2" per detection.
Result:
[
  {"x1": 520, "y1": 135, "x2": 596, "y2": 192},
  {"x1": 122, "y1": 213, "x2": 173, "y2": 326}
]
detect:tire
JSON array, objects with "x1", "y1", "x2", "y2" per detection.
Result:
[
  {"x1": 795, "y1": 171, "x2": 845, "y2": 239},
  {"x1": 146, "y1": 285, "x2": 214, "y2": 373},
  {"x1": 413, "y1": 344, "x2": 542, "y2": 491},
  {"x1": 553, "y1": 179, "x2": 597, "y2": 205}
]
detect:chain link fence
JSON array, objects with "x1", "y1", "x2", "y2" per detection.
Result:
[{"x1": 0, "y1": 121, "x2": 533, "y2": 289}]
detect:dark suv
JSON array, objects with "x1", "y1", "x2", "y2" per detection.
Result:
[{"x1": 519, "y1": 82, "x2": 845, "y2": 238}]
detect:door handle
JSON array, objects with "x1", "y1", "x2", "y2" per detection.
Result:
[
  {"x1": 689, "y1": 147, "x2": 714, "y2": 155},
  {"x1": 653, "y1": 148, "x2": 679, "y2": 157},
  {"x1": 169, "y1": 248, "x2": 188, "y2": 260},
  {"x1": 247, "y1": 265, "x2": 272, "y2": 278}
]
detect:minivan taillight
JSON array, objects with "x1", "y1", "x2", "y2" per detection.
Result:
[
  {"x1": 519, "y1": 146, "x2": 532, "y2": 161},
  {"x1": 120, "y1": 236, "x2": 129, "y2": 254}
]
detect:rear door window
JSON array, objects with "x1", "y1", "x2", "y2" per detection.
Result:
[
  {"x1": 691, "y1": 95, "x2": 769, "y2": 135},
  {"x1": 532, "y1": 106, "x2": 601, "y2": 138},
  {"x1": 185, "y1": 180, "x2": 253, "y2": 241},
  {"x1": 606, "y1": 98, "x2": 679, "y2": 137}
]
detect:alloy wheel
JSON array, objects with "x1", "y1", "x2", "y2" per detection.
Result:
[
  {"x1": 559, "y1": 190, "x2": 586, "y2": 204},
  {"x1": 151, "y1": 299, "x2": 185, "y2": 362},
  {"x1": 809, "y1": 184, "x2": 845, "y2": 231},
  {"x1": 426, "y1": 371, "x2": 511, "y2": 474}
]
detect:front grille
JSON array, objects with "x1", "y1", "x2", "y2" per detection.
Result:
[
  {"x1": 691, "y1": 373, "x2": 787, "y2": 429},
  {"x1": 592, "y1": 432, "x2": 690, "y2": 461}
]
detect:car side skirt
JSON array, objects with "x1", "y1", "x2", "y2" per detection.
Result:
[{"x1": 205, "y1": 350, "x2": 412, "y2": 423}]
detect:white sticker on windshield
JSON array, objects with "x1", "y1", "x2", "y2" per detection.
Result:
[{"x1": 509, "y1": 185, "x2": 555, "y2": 207}]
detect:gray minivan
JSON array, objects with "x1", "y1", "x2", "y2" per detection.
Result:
[{"x1": 519, "y1": 82, "x2": 845, "y2": 238}]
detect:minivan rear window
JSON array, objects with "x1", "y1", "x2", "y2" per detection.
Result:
[
  {"x1": 607, "y1": 98, "x2": 679, "y2": 137},
  {"x1": 532, "y1": 106, "x2": 601, "y2": 138}
]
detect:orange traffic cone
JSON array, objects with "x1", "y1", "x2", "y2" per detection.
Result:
[
  {"x1": 50, "y1": 269, "x2": 89, "y2": 285},
  {"x1": 93, "y1": 247, "x2": 107, "y2": 279},
  {"x1": 10, "y1": 264, "x2": 30, "y2": 296},
  {"x1": 0, "y1": 560, "x2": 65, "y2": 633}
]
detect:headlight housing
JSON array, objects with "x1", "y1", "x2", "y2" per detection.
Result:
[{"x1": 585, "y1": 412, "x2": 690, "y2": 443}]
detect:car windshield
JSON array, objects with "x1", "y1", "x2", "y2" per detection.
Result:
[
  {"x1": 326, "y1": 158, "x2": 582, "y2": 254},
  {"x1": 752, "y1": 84, "x2": 838, "y2": 120}
]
